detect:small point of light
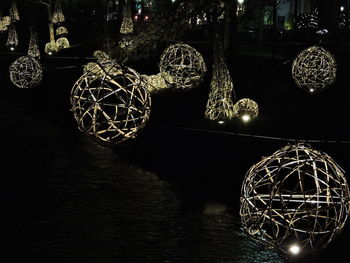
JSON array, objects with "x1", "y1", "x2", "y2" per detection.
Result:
[
  {"x1": 48, "y1": 52, "x2": 52, "y2": 55},
  {"x1": 218, "y1": 120, "x2": 225, "y2": 125},
  {"x1": 289, "y1": 244, "x2": 301, "y2": 255},
  {"x1": 341, "y1": 6, "x2": 345, "y2": 12},
  {"x1": 238, "y1": 0, "x2": 244, "y2": 4},
  {"x1": 310, "y1": 88, "x2": 314, "y2": 93},
  {"x1": 134, "y1": 15, "x2": 138, "y2": 20},
  {"x1": 242, "y1": 115, "x2": 251, "y2": 122},
  {"x1": 144, "y1": 15, "x2": 149, "y2": 20},
  {"x1": 10, "y1": 47, "x2": 14, "y2": 51}
]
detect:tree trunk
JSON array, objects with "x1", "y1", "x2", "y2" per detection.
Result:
[
  {"x1": 257, "y1": 6, "x2": 265, "y2": 48},
  {"x1": 223, "y1": 0, "x2": 237, "y2": 58}
]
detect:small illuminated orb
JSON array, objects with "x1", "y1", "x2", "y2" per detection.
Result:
[
  {"x1": 10, "y1": 47, "x2": 15, "y2": 51},
  {"x1": 240, "y1": 143, "x2": 350, "y2": 257},
  {"x1": 9, "y1": 56, "x2": 43, "y2": 89},
  {"x1": 218, "y1": 120, "x2": 225, "y2": 125},
  {"x1": 341, "y1": 6, "x2": 345, "y2": 12},
  {"x1": 238, "y1": 0, "x2": 244, "y2": 4},
  {"x1": 292, "y1": 46, "x2": 336, "y2": 94},
  {"x1": 159, "y1": 43, "x2": 207, "y2": 89},
  {"x1": 56, "y1": 37, "x2": 70, "y2": 50},
  {"x1": 71, "y1": 60, "x2": 151, "y2": 146},
  {"x1": 233, "y1": 98, "x2": 258, "y2": 121},
  {"x1": 45, "y1": 42, "x2": 58, "y2": 55}
]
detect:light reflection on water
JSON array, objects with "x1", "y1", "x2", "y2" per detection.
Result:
[{"x1": 2, "y1": 100, "x2": 283, "y2": 263}]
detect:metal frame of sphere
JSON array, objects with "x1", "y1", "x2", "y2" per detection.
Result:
[
  {"x1": 292, "y1": 46, "x2": 336, "y2": 94},
  {"x1": 70, "y1": 61, "x2": 151, "y2": 145},
  {"x1": 159, "y1": 43, "x2": 207, "y2": 89},
  {"x1": 9, "y1": 55, "x2": 43, "y2": 89},
  {"x1": 240, "y1": 143, "x2": 350, "y2": 257},
  {"x1": 233, "y1": 98, "x2": 258, "y2": 121}
]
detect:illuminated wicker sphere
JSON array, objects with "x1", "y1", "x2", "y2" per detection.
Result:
[
  {"x1": 240, "y1": 143, "x2": 350, "y2": 257},
  {"x1": 56, "y1": 26, "x2": 68, "y2": 36},
  {"x1": 93, "y1": 50, "x2": 110, "y2": 63},
  {"x1": 9, "y1": 56, "x2": 43, "y2": 89},
  {"x1": 292, "y1": 46, "x2": 336, "y2": 94},
  {"x1": 0, "y1": 18, "x2": 8, "y2": 32},
  {"x1": 45, "y1": 41, "x2": 58, "y2": 55},
  {"x1": 56, "y1": 37, "x2": 70, "y2": 50},
  {"x1": 233, "y1": 98, "x2": 258, "y2": 122},
  {"x1": 71, "y1": 61, "x2": 151, "y2": 145},
  {"x1": 159, "y1": 43, "x2": 207, "y2": 89}
]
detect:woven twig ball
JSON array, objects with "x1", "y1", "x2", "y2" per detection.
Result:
[
  {"x1": 240, "y1": 143, "x2": 350, "y2": 256},
  {"x1": 56, "y1": 26, "x2": 68, "y2": 37},
  {"x1": 292, "y1": 46, "x2": 336, "y2": 94},
  {"x1": 233, "y1": 98, "x2": 258, "y2": 122},
  {"x1": 71, "y1": 61, "x2": 151, "y2": 145},
  {"x1": 159, "y1": 43, "x2": 207, "y2": 89},
  {"x1": 9, "y1": 56, "x2": 43, "y2": 89},
  {"x1": 56, "y1": 37, "x2": 70, "y2": 50},
  {"x1": 45, "y1": 41, "x2": 58, "y2": 55}
]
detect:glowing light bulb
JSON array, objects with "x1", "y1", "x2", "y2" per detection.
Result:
[
  {"x1": 242, "y1": 115, "x2": 251, "y2": 122},
  {"x1": 10, "y1": 47, "x2": 14, "y2": 51},
  {"x1": 218, "y1": 120, "x2": 225, "y2": 125},
  {"x1": 238, "y1": 0, "x2": 244, "y2": 4},
  {"x1": 48, "y1": 52, "x2": 52, "y2": 55},
  {"x1": 289, "y1": 244, "x2": 301, "y2": 255},
  {"x1": 309, "y1": 88, "x2": 314, "y2": 93},
  {"x1": 341, "y1": 6, "x2": 344, "y2": 12}
]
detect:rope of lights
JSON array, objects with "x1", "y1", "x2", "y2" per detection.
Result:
[{"x1": 155, "y1": 124, "x2": 350, "y2": 144}]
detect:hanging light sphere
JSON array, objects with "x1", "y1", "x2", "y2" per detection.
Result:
[
  {"x1": 9, "y1": 56, "x2": 43, "y2": 89},
  {"x1": 56, "y1": 37, "x2": 70, "y2": 50},
  {"x1": 159, "y1": 43, "x2": 207, "y2": 89},
  {"x1": 93, "y1": 50, "x2": 111, "y2": 63},
  {"x1": 56, "y1": 26, "x2": 68, "y2": 37},
  {"x1": 45, "y1": 41, "x2": 58, "y2": 55},
  {"x1": 292, "y1": 46, "x2": 336, "y2": 94},
  {"x1": 70, "y1": 61, "x2": 151, "y2": 145},
  {"x1": 233, "y1": 98, "x2": 258, "y2": 122},
  {"x1": 240, "y1": 143, "x2": 350, "y2": 257}
]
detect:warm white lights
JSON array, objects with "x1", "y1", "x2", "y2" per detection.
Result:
[
  {"x1": 71, "y1": 61, "x2": 151, "y2": 145},
  {"x1": 292, "y1": 46, "x2": 336, "y2": 94},
  {"x1": 240, "y1": 143, "x2": 350, "y2": 256},
  {"x1": 289, "y1": 244, "x2": 301, "y2": 255},
  {"x1": 159, "y1": 43, "x2": 207, "y2": 89},
  {"x1": 242, "y1": 114, "x2": 250, "y2": 122},
  {"x1": 205, "y1": 55, "x2": 235, "y2": 121},
  {"x1": 341, "y1": 6, "x2": 345, "y2": 12},
  {"x1": 233, "y1": 98, "x2": 259, "y2": 121},
  {"x1": 218, "y1": 120, "x2": 225, "y2": 125},
  {"x1": 238, "y1": 0, "x2": 244, "y2": 4}
]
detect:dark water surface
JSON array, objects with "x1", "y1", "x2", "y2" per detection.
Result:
[{"x1": 2, "y1": 50, "x2": 350, "y2": 263}]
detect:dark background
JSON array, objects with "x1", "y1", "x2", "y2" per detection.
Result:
[{"x1": 2, "y1": 0, "x2": 350, "y2": 263}]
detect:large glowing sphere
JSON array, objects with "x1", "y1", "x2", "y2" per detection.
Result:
[
  {"x1": 292, "y1": 46, "x2": 336, "y2": 94},
  {"x1": 71, "y1": 61, "x2": 151, "y2": 145},
  {"x1": 159, "y1": 43, "x2": 207, "y2": 89},
  {"x1": 9, "y1": 56, "x2": 43, "y2": 89},
  {"x1": 240, "y1": 143, "x2": 350, "y2": 257}
]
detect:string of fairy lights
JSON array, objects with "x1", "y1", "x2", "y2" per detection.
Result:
[{"x1": 1, "y1": 0, "x2": 350, "y2": 260}]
